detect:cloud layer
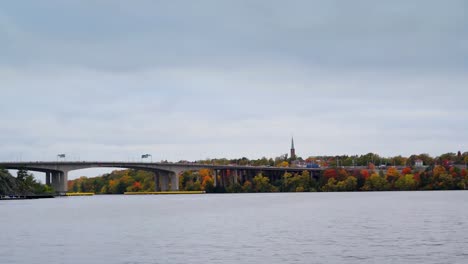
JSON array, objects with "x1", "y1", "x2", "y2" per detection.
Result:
[{"x1": 1, "y1": 1, "x2": 467, "y2": 179}]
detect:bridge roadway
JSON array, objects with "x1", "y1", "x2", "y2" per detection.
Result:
[
  {"x1": 0, "y1": 161, "x2": 421, "y2": 193},
  {"x1": 0, "y1": 161, "x2": 335, "y2": 193}
]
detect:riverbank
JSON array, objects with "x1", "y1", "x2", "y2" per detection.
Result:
[
  {"x1": 124, "y1": 191, "x2": 206, "y2": 195},
  {"x1": 66, "y1": 192, "x2": 95, "y2": 196},
  {"x1": 0, "y1": 194, "x2": 55, "y2": 200}
]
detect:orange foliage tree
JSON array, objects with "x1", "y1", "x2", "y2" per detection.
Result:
[
  {"x1": 402, "y1": 167, "x2": 412, "y2": 175},
  {"x1": 128, "y1": 181, "x2": 142, "y2": 192},
  {"x1": 433, "y1": 165, "x2": 447, "y2": 177},
  {"x1": 360, "y1": 169, "x2": 370, "y2": 180},
  {"x1": 336, "y1": 169, "x2": 349, "y2": 181},
  {"x1": 385, "y1": 167, "x2": 400, "y2": 188},
  {"x1": 323, "y1": 169, "x2": 337, "y2": 179}
]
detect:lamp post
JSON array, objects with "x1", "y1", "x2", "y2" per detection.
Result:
[
  {"x1": 57, "y1": 154, "x2": 66, "y2": 162},
  {"x1": 141, "y1": 154, "x2": 152, "y2": 162}
]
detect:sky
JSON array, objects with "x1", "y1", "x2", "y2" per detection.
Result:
[{"x1": 1, "y1": 1, "x2": 467, "y2": 178}]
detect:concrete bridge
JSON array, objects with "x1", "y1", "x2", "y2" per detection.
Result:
[
  {"x1": 3, "y1": 161, "x2": 456, "y2": 193},
  {"x1": 0, "y1": 161, "x2": 329, "y2": 193}
]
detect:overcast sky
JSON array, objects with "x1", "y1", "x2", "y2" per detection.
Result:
[{"x1": 1, "y1": 1, "x2": 467, "y2": 178}]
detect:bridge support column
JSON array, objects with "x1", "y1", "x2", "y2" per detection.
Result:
[
  {"x1": 51, "y1": 171, "x2": 68, "y2": 193},
  {"x1": 220, "y1": 170, "x2": 225, "y2": 187},
  {"x1": 160, "y1": 172, "x2": 169, "y2": 191},
  {"x1": 51, "y1": 172, "x2": 60, "y2": 192},
  {"x1": 154, "y1": 171, "x2": 160, "y2": 192},
  {"x1": 170, "y1": 171, "x2": 179, "y2": 191},
  {"x1": 213, "y1": 170, "x2": 218, "y2": 187},
  {"x1": 232, "y1": 170, "x2": 238, "y2": 185},
  {"x1": 58, "y1": 171, "x2": 68, "y2": 193},
  {"x1": 46, "y1": 172, "x2": 51, "y2": 186}
]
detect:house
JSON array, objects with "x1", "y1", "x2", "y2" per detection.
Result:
[{"x1": 415, "y1": 159, "x2": 424, "y2": 167}]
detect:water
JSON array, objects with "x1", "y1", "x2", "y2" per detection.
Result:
[{"x1": 1, "y1": 192, "x2": 467, "y2": 264}]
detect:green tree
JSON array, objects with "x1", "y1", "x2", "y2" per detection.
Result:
[
  {"x1": 362, "y1": 174, "x2": 388, "y2": 191},
  {"x1": 435, "y1": 174, "x2": 455, "y2": 190},
  {"x1": 322, "y1": 178, "x2": 337, "y2": 192},
  {"x1": 202, "y1": 177, "x2": 215, "y2": 193},
  {"x1": 253, "y1": 174, "x2": 273, "y2": 192},
  {"x1": 227, "y1": 182, "x2": 242, "y2": 193},
  {"x1": 395, "y1": 174, "x2": 417, "y2": 190},
  {"x1": 17, "y1": 169, "x2": 28, "y2": 181},
  {"x1": 281, "y1": 172, "x2": 294, "y2": 192},
  {"x1": 242, "y1": 180, "x2": 253, "y2": 192},
  {"x1": 343, "y1": 176, "x2": 358, "y2": 191}
]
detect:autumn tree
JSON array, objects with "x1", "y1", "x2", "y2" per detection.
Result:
[
  {"x1": 362, "y1": 174, "x2": 388, "y2": 191},
  {"x1": 401, "y1": 167, "x2": 412, "y2": 175},
  {"x1": 227, "y1": 182, "x2": 242, "y2": 193},
  {"x1": 253, "y1": 174, "x2": 274, "y2": 192},
  {"x1": 281, "y1": 172, "x2": 294, "y2": 192},
  {"x1": 433, "y1": 166, "x2": 447, "y2": 177},
  {"x1": 323, "y1": 169, "x2": 337, "y2": 179},
  {"x1": 385, "y1": 167, "x2": 400, "y2": 189},
  {"x1": 395, "y1": 175, "x2": 417, "y2": 190},
  {"x1": 242, "y1": 180, "x2": 253, "y2": 192},
  {"x1": 360, "y1": 169, "x2": 370, "y2": 180},
  {"x1": 322, "y1": 176, "x2": 357, "y2": 192},
  {"x1": 127, "y1": 181, "x2": 142, "y2": 192},
  {"x1": 343, "y1": 176, "x2": 358, "y2": 191},
  {"x1": 322, "y1": 178, "x2": 338, "y2": 192},
  {"x1": 336, "y1": 169, "x2": 349, "y2": 181},
  {"x1": 282, "y1": 171, "x2": 311, "y2": 192},
  {"x1": 434, "y1": 173, "x2": 455, "y2": 190},
  {"x1": 202, "y1": 178, "x2": 214, "y2": 192}
]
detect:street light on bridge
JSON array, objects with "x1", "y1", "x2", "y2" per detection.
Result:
[
  {"x1": 141, "y1": 154, "x2": 152, "y2": 162},
  {"x1": 57, "y1": 154, "x2": 66, "y2": 162}
]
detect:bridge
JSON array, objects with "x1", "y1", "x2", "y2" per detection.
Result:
[
  {"x1": 0, "y1": 161, "x2": 328, "y2": 193},
  {"x1": 2, "y1": 161, "x2": 460, "y2": 193}
]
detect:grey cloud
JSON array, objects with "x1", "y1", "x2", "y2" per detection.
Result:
[
  {"x1": 1, "y1": 1, "x2": 467, "y2": 71},
  {"x1": 0, "y1": 1, "x2": 467, "y2": 176}
]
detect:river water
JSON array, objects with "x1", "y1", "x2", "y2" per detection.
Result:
[{"x1": 1, "y1": 192, "x2": 467, "y2": 264}]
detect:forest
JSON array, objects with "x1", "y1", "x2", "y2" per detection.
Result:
[{"x1": 68, "y1": 152, "x2": 468, "y2": 194}]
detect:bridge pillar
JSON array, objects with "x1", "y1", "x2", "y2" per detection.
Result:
[
  {"x1": 51, "y1": 172, "x2": 59, "y2": 192},
  {"x1": 51, "y1": 171, "x2": 68, "y2": 193},
  {"x1": 170, "y1": 171, "x2": 179, "y2": 191},
  {"x1": 232, "y1": 170, "x2": 238, "y2": 185},
  {"x1": 60, "y1": 171, "x2": 68, "y2": 193},
  {"x1": 213, "y1": 169, "x2": 218, "y2": 187},
  {"x1": 46, "y1": 172, "x2": 51, "y2": 186},
  {"x1": 220, "y1": 170, "x2": 225, "y2": 187},
  {"x1": 160, "y1": 171, "x2": 169, "y2": 191},
  {"x1": 154, "y1": 171, "x2": 160, "y2": 192}
]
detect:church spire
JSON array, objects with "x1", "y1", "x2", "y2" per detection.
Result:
[{"x1": 290, "y1": 137, "x2": 296, "y2": 160}]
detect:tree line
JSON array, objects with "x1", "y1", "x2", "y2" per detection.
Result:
[
  {"x1": 196, "y1": 151, "x2": 468, "y2": 168},
  {"x1": 68, "y1": 164, "x2": 467, "y2": 194}
]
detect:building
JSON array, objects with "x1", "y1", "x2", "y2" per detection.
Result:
[
  {"x1": 290, "y1": 137, "x2": 296, "y2": 160},
  {"x1": 415, "y1": 159, "x2": 424, "y2": 167}
]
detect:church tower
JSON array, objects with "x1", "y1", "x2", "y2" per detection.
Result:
[{"x1": 290, "y1": 137, "x2": 296, "y2": 160}]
